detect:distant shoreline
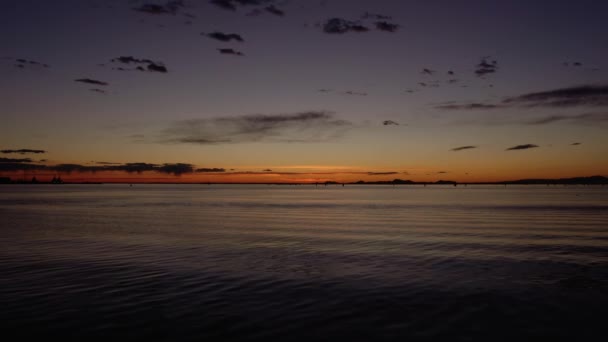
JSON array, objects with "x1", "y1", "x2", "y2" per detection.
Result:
[{"x1": 1, "y1": 176, "x2": 606, "y2": 186}]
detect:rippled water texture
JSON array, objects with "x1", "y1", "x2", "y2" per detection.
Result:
[{"x1": 1, "y1": 184, "x2": 607, "y2": 341}]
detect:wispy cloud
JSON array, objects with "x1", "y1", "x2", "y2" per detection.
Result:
[
  {"x1": 436, "y1": 103, "x2": 502, "y2": 110},
  {"x1": 162, "y1": 111, "x2": 353, "y2": 145},
  {"x1": 205, "y1": 31, "x2": 244, "y2": 42},
  {"x1": 0, "y1": 161, "x2": 196, "y2": 175},
  {"x1": 437, "y1": 84, "x2": 608, "y2": 115},
  {"x1": 323, "y1": 18, "x2": 369, "y2": 34},
  {"x1": 383, "y1": 120, "x2": 399, "y2": 126},
  {"x1": 218, "y1": 48, "x2": 245, "y2": 56},
  {"x1": 525, "y1": 112, "x2": 608, "y2": 125},
  {"x1": 0, "y1": 157, "x2": 33, "y2": 163},
  {"x1": 1, "y1": 149, "x2": 46, "y2": 154},
  {"x1": 75, "y1": 78, "x2": 108, "y2": 86},
  {"x1": 210, "y1": 0, "x2": 280, "y2": 12},
  {"x1": 110, "y1": 56, "x2": 168, "y2": 73},
  {"x1": 13, "y1": 58, "x2": 50, "y2": 69},
  {"x1": 503, "y1": 84, "x2": 608, "y2": 108},
  {"x1": 196, "y1": 168, "x2": 226, "y2": 173},
  {"x1": 451, "y1": 145, "x2": 477, "y2": 151},
  {"x1": 375, "y1": 21, "x2": 399, "y2": 32},
  {"x1": 133, "y1": 1, "x2": 184, "y2": 15},
  {"x1": 475, "y1": 57, "x2": 498, "y2": 77},
  {"x1": 506, "y1": 144, "x2": 538, "y2": 151},
  {"x1": 265, "y1": 5, "x2": 284, "y2": 16}
]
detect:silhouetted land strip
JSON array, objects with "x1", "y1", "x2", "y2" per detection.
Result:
[{"x1": 1, "y1": 176, "x2": 606, "y2": 185}]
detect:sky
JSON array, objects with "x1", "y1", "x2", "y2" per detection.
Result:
[{"x1": 1, "y1": 0, "x2": 608, "y2": 183}]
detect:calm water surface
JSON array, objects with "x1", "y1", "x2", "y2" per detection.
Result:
[{"x1": 1, "y1": 184, "x2": 607, "y2": 341}]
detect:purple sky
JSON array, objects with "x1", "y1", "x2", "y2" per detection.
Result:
[{"x1": 1, "y1": 0, "x2": 608, "y2": 181}]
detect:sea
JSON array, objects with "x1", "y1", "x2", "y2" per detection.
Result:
[{"x1": 1, "y1": 184, "x2": 607, "y2": 341}]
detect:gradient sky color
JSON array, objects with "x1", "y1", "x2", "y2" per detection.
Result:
[{"x1": 1, "y1": 0, "x2": 608, "y2": 183}]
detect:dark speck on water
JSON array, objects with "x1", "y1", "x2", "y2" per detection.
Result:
[{"x1": 0, "y1": 184, "x2": 607, "y2": 341}]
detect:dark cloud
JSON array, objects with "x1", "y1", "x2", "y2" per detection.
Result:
[
  {"x1": 110, "y1": 56, "x2": 168, "y2": 73},
  {"x1": 323, "y1": 18, "x2": 369, "y2": 34},
  {"x1": 447, "y1": 79, "x2": 459, "y2": 84},
  {"x1": 361, "y1": 12, "x2": 391, "y2": 20},
  {"x1": 209, "y1": 0, "x2": 274, "y2": 11},
  {"x1": 210, "y1": 0, "x2": 237, "y2": 10},
  {"x1": 133, "y1": 1, "x2": 184, "y2": 15},
  {"x1": 367, "y1": 172, "x2": 398, "y2": 175},
  {"x1": 525, "y1": 112, "x2": 608, "y2": 125},
  {"x1": 421, "y1": 68, "x2": 434, "y2": 75},
  {"x1": 162, "y1": 111, "x2": 353, "y2": 145},
  {"x1": 503, "y1": 84, "x2": 608, "y2": 108},
  {"x1": 0, "y1": 163, "x2": 42, "y2": 172},
  {"x1": 475, "y1": 57, "x2": 498, "y2": 77},
  {"x1": 6, "y1": 162, "x2": 188, "y2": 175},
  {"x1": 89, "y1": 88, "x2": 106, "y2": 94},
  {"x1": 506, "y1": 144, "x2": 539, "y2": 151},
  {"x1": 438, "y1": 85, "x2": 608, "y2": 113},
  {"x1": 75, "y1": 78, "x2": 108, "y2": 86},
  {"x1": 196, "y1": 168, "x2": 226, "y2": 173},
  {"x1": 263, "y1": 169, "x2": 273, "y2": 172},
  {"x1": 1, "y1": 149, "x2": 46, "y2": 154},
  {"x1": 374, "y1": 21, "x2": 399, "y2": 32},
  {"x1": 383, "y1": 120, "x2": 399, "y2": 126},
  {"x1": 265, "y1": 5, "x2": 284, "y2": 16},
  {"x1": 157, "y1": 163, "x2": 194, "y2": 175},
  {"x1": 112, "y1": 56, "x2": 154, "y2": 64},
  {"x1": 12, "y1": 58, "x2": 50, "y2": 69},
  {"x1": 0, "y1": 162, "x2": 196, "y2": 176},
  {"x1": 451, "y1": 145, "x2": 477, "y2": 151},
  {"x1": 343, "y1": 91, "x2": 367, "y2": 96},
  {"x1": 218, "y1": 48, "x2": 244, "y2": 56},
  {"x1": 447, "y1": 70, "x2": 454, "y2": 75},
  {"x1": 571, "y1": 142, "x2": 582, "y2": 146},
  {"x1": 94, "y1": 161, "x2": 121, "y2": 165},
  {"x1": 436, "y1": 103, "x2": 502, "y2": 110},
  {"x1": 205, "y1": 31, "x2": 244, "y2": 42},
  {"x1": 0, "y1": 157, "x2": 33, "y2": 163},
  {"x1": 147, "y1": 63, "x2": 168, "y2": 73}
]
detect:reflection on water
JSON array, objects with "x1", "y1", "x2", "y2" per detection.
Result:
[{"x1": 1, "y1": 185, "x2": 607, "y2": 340}]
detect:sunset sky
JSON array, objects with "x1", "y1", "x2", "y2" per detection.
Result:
[{"x1": 1, "y1": 0, "x2": 608, "y2": 183}]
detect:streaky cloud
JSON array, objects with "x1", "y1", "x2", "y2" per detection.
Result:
[
  {"x1": 205, "y1": 31, "x2": 244, "y2": 42},
  {"x1": 218, "y1": 48, "x2": 245, "y2": 56},
  {"x1": 75, "y1": 78, "x2": 108, "y2": 86},
  {"x1": 375, "y1": 21, "x2": 399, "y2": 32},
  {"x1": 506, "y1": 144, "x2": 539, "y2": 151},
  {"x1": 503, "y1": 84, "x2": 608, "y2": 108},
  {"x1": 436, "y1": 103, "x2": 502, "y2": 110},
  {"x1": 1, "y1": 149, "x2": 46, "y2": 154},
  {"x1": 525, "y1": 112, "x2": 608, "y2": 125},
  {"x1": 323, "y1": 18, "x2": 369, "y2": 34},
  {"x1": 475, "y1": 57, "x2": 498, "y2": 77},
  {"x1": 0, "y1": 157, "x2": 33, "y2": 163},
  {"x1": 265, "y1": 5, "x2": 284, "y2": 16},
  {"x1": 451, "y1": 145, "x2": 477, "y2": 151},
  {"x1": 162, "y1": 111, "x2": 353, "y2": 145},
  {"x1": 196, "y1": 168, "x2": 226, "y2": 173},
  {"x1": 133, "y1": 1, "x2": 184, "y2": 15}
]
